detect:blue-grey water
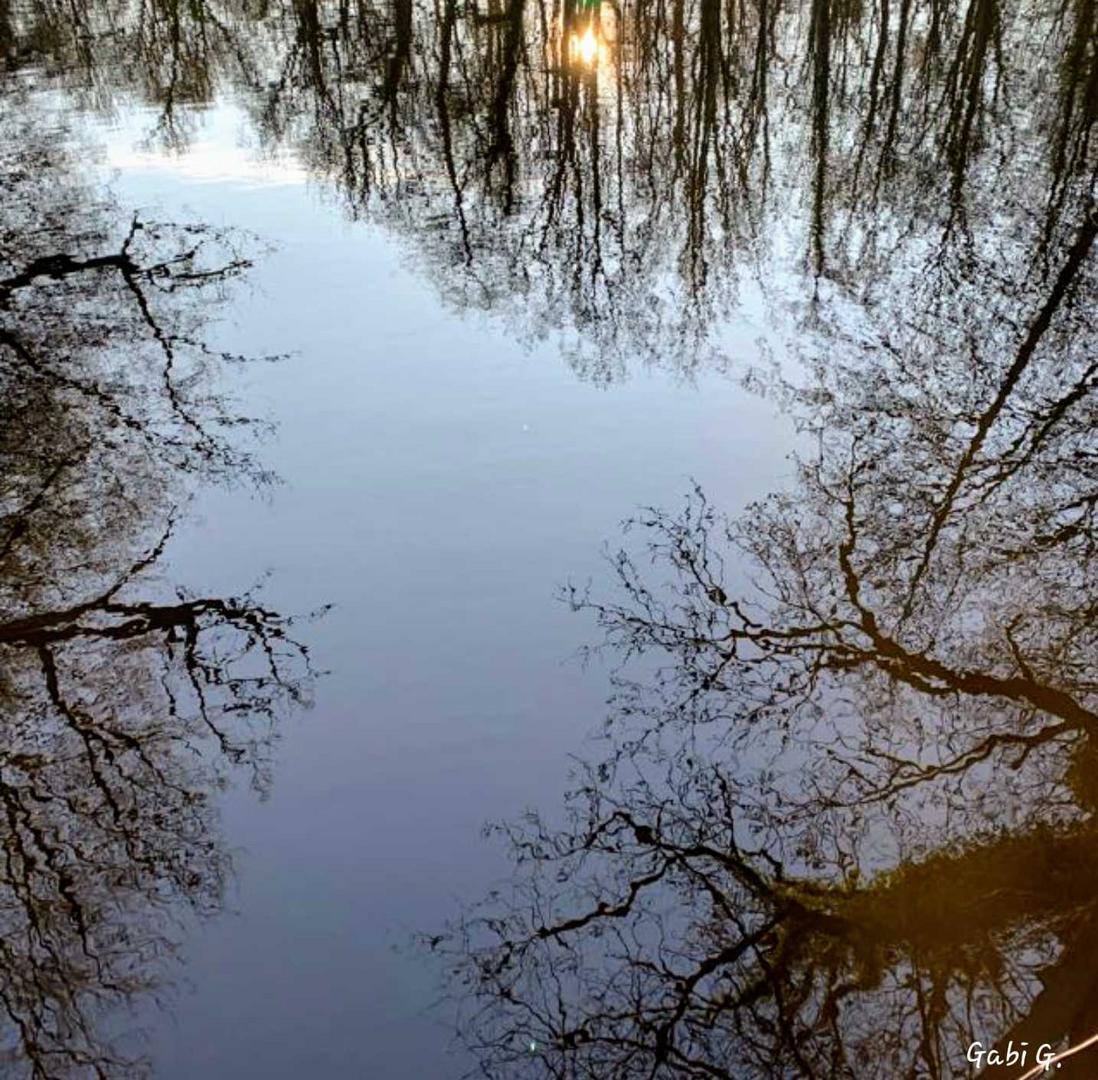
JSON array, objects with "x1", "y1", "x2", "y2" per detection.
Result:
[{"x1": 2, "y1": 3, "x2": 1097, "y2": 1077}]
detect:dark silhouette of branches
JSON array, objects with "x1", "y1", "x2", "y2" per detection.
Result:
[
  {"x1": 431, "y1": 188, "x2": 1098, "y2": 1080},
  {"x1": 0, "y1": 105, "x2": 317, "y2": 1078},
  {"x1": 5, "y1": 0, "x2": 1096, "y2": 379}
]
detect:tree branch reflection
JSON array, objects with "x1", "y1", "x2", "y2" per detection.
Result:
[
  {"x1": 432, "y1": 194, "x2": 1098, "y2": 1076},
  {"x1": 6, "y1": 0, "x2": 1095, "y2": 379},
  {"x1": 0, "y1": 104, "x2": 315, "y2": 1077}
]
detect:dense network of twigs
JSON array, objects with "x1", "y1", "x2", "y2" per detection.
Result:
[
  {"x1": 406, "y1": 9, "x2": 1098, "y2": 1070},
  {"x1": 4, "y1": 0, "x2": 1096, "y2": 378},
  {"x1": 0, "y1": 104, "x2": 315, "y2": 1077},
  {"x1": 431, "y1": 168, "x2": 1098, "y2": 1080}
]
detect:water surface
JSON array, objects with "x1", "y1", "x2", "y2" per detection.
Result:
[{"x1": 1, "y1": 1, "x2": 1096, "y2": 1077}]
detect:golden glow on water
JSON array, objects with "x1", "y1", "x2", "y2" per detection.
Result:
[
  {"x1": 574, "y1": 25, "x2": 598, "y2": 66},
  {"x1": 564, "y1": 19, "x2": 614, "y2": 72},
  {"x1": 554, "y1": 3, "x2": 617, "y2": 76}
]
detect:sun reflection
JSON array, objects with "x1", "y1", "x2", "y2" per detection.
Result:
[
  {"x1": 557, "y1": 3, "x2": 616, "y2": 75},
  {"x1": 574, "y1": 25, "x2": 598, "y2": 66},
  {"x1": 566, "y1": 19, "x2": 610, "y2": 71}
]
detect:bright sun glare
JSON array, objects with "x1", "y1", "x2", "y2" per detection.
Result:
[{"x1": 575, "y1": 26, "x2": 598, "y2": 65}]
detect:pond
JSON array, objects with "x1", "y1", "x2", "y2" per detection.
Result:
[{"x1": 0, "y1": 1, "x2": 1096, "y2": 1077}]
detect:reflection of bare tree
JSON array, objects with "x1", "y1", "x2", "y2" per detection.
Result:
[
  {"x1": 444, "y1": 772, "x2": 1098, "y2": 1077},
  {"x1": 0, "y1": 567, "x2": 309, "y2": 1078},
  {"x1": 0, "y1": 109, "x2": 313, "y2": 1078},
  {"x1": 432, "y1": 200, "x2": 1098, "y2": 1075},
  {"x1": 6, "y1": 0, "x2": 1096, "y2": 378}
]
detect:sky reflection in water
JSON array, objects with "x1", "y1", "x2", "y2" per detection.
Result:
[{"x1": 0, "y1": 0, "x2": 1096, "y2": 1076}]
